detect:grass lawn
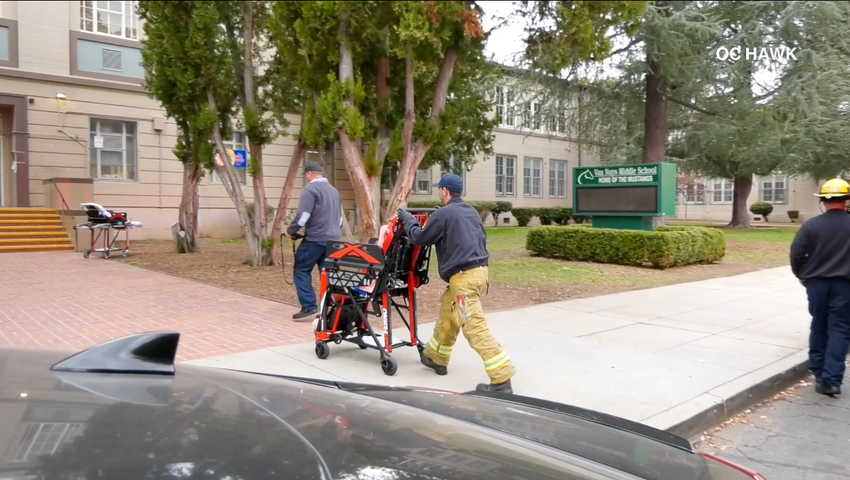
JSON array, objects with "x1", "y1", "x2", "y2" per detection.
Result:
[{"x1": 123, "y1": 225, "x2": 794, "y2": 323}]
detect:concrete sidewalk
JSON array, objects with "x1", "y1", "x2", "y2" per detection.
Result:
[{"x1": 188, "y1": 266, "x2": 812, "y2": 438}]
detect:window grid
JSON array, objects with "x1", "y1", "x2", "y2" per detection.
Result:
[
  {"x1": 549, "y1": 160, "x2": 567, "y2": 198},
  {"x1": 684, "y1": 182, "x2": 706, "y2": 204},
  {"x1": 11, "y1": 423, "x2": 83, "y2": 463},
  {"x1": 523, "y1": 157, "x2": 543, "y2": 198},
  {"x1": 760, "y1": 175, "x2": 787, "y2": 204},
  {"x1": 80, "y1": 1, "x2": 139, "y2": 40},
  {"x1": 303, "y1": 146, "x2": 336, "y2": 186},
  {"x1": 89, "y1": 118, "x2": 137, "y2": 180},
  {"x1": 495, "y1": 155, "x2": 515, "y2": 197},
  {"x1": 494, "y1": 86, "x2": 515, "y2": 127},
  {"x1": 413, "y1": 168, "x2": 431, "y2": 194},
  {"x1": 711, "y1": 179, "x2": 734, "y2": 204}
]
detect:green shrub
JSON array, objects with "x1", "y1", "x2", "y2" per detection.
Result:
[
  {"x1": 572, "y1": 215, "x2": 591, "y2": 224},
  {"x1": 536, "y1": 207, "x2": 557, "y2": 225},
  {"x1": 246, "y1": 203, "x2": 277, "y2": 225},
  {"x1": 552, "y1": 207, "x2": 572, "y2": 225},
  {"x1": 493, "y1": 201, "x2": 513, "y2": 218},
  {"x1": 512, "y1": 207, "x2": 536, "y2": 227},
  {"x1": 468, "y1": 201, "x2": 498, "y2": 223},
  {"x1": 749, "y1": 201, "x2": 774, "y2": 222},
  {"x1": 407, "y1": 200, "x2": 443, "y2": 209},
  {"x1": 526, "y1": 225, "x2": 726, "y2": 268},
  {"x1": 787, "y1": 210, "x2": 799, "y2": 222}
]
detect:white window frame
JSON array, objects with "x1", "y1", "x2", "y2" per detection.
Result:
[
  {"x1": 710, "y1": 179, "x2": 734, "y2": 204},
  {"x1": 495, "y1": 154, "x2": 516, "y2": 197},
  {"x1": 89, "y1": 118, "x2": 138, "y2": 180},
  {"x1": 80, "y1": 1, "x2": 140, "y2": 40},
  {"x1": 684, "y1": 181, "x2": 706, "y2": 204},
  {"x1": 11, "y1": 423, "x2": 83, "y2": 463},
  {"x1": 549, "y1": 159, "x2": 568, "y2": 198},
  {"x1": 211, "y1": 131, "x2": 248, "y2": 185},
  {"x1": 523, "y1": 157, "x2": 543, "y2": 198},
  {"x1": 523, "y1": 101, "x2": 543, "y2": 131},
  {"x1": 494, "y1": 86, "x2": 515, "y2": 128},
  {"x1": 760, "y1": 174, "x2": 788, "y2": 204},
  {"x1": 413, "y1": 168, "x2": 432, "y2": 195},
  {"x1": 548, "y1": 101, "x2": 567, "y2": 135}
]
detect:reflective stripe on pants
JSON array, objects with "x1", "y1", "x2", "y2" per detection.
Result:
[{"x1": 424, "y1": 266, "x2": 516, "y2": 384}]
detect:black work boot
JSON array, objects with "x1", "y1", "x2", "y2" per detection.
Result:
[
  {"x1": 420, "y1": 353, "x2": 448, "y2": 376},
  {"x1": 476, "y1": 379, "x2": 513, "y2": 394},
  {"x1": 816, "y1": 382, "x2": 841, "y2": 397},
  {"x1": 292, "y1": 308, "x2": 317, "y2": 321}
]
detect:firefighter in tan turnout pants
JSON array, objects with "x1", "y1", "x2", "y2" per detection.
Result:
[{"x1": 397, "y1": 173, "x2": 516, "y2": 394}]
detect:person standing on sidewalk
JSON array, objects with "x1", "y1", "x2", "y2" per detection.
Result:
[
  {"x1": 790, "y1": 177, "x2": 850, "y2": 397},
  {"x1": 397, "y1": 173, "x2": 516, "y2": 394},
  {"x1": 286, "y1": 162, "x2": 342, "y2": 321}
]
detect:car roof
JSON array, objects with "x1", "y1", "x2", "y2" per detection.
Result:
[{"x1": 0, "y1": 337, "x2": 635, "y2": 480}]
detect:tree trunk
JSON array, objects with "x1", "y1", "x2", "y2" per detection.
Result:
[
  {"x1": 337, "y1": 10, "x2": 379, "y2": 240},
  {"x1": 728, "y1": 174, "x2": 753, "y2": 228},
  {"x1": 383, "y1": 48, "x2": 458, "y2": 219},
  {"x1": 642, "y1": 54, "x2": 668, "y2": 164},
  {"x1": 268, "y1": 139, "x2": 308, "y2": 264},
  {"x1": 173, "y1": 161, "x2": 202, "y2": 253}
]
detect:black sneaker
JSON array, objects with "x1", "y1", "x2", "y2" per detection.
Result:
[
  {"x1": 420, "y1": 353, "x2": 448, "y2": 376},
  {"x1": 476, "y1": 379, "x2": 513, "y2": 394},
  {"x1": 292, "y1": 308, "x2": 317, "y2": 321},
  {"x1": 816, "y1": 382, "x2": 841, "y2": 397}
]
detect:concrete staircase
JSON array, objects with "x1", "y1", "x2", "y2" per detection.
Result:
[{"x1": 0, "y1": 208, "x2": 74, "y2": 253}]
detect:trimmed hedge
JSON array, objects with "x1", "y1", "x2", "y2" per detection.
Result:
[{"x1": 526, "y1": 225, "x2": 726, "y2": 268}]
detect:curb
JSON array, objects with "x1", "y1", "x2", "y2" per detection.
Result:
[{"x1": 643, "y1": 351, "x2": 810, "y2": 441}]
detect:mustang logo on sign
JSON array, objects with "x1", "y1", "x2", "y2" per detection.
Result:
[{"x1": 577, "y1": 170, "x2": 595, "y2": 185}]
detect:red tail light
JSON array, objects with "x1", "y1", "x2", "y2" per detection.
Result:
[{"x1": 699, "y1": 452, "x2": 768, "y2": 479}]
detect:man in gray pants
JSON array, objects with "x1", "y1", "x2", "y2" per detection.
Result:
[{"x1": 286, "y1": 162, "x2": 342, "y2": 321}]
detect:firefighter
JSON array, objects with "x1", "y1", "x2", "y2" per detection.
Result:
[
  {"x1": 790, "y1": 177, "x2": 850, "y2": 397},
  {"x1": 397, "y1": 173, "x2": 516, "y2": 394}
]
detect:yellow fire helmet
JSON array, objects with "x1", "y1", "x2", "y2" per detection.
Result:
[{"x1": 815, "y1": 178, "x2": 850, "y2": 199}]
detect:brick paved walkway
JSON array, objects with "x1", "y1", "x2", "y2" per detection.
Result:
[{"x1": 0, "y1": 252, "x2": 312, "y2": 361}]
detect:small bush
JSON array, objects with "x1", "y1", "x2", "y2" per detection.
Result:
[
  {"x1": 512, "y1": 207, "x2": 536, "y2": 227},
  {"x1": 572, "y1": 215, "x2": 591, "y2": 224},
  {"x1": 468, "y1": 201, "x2": 498, "y2": 224},
  {"x1": 492, "y1": 201, "x2": 513, "y2": 220},
  {"x1": 407, "y1": 200, "x2": 443, "y2": 209},
  {"x1": 552, "y1": 207, "x2": 573, "y2": 225},
  {"x1": 787, "y1": 210, "x2": 799, "y2": 222},
  {"x1": 526, "y1": 225, "x2": 726, "y2": 268},
  {"x1": 749, "y1": 201, "x2": 774, "y2": 222},
  {"x1": 536, "y1": 208, "x2": 557, "y2": 225},
  {"x1": 246, "y1": 203, "x2": 277, "y2": 225}
]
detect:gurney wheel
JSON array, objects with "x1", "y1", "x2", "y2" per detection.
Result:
[
  {"x1": 359, "y1": 344, "x2": 368, "y2": 350},
  {"x1": 83, "y1": 251, "x2": 90, "y2": 259},
  {"x1": 315, "y1": 342, "x2": 330, "y2": 360},
  {"x1": 122, "y1": 250, "x2": 130, "y2": 258},
  {"x1": 103, "y1": 251, "x2": 111, "y2": 259},
  {"x1": 380, "y1": 356, "x2": 398, "y2": 376}
]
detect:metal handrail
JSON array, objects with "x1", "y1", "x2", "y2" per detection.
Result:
[{"x1": 51, "y1": 181, "x2": 71, "y2": 212}]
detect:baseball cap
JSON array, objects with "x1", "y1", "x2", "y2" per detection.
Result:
[
  {"x1": 304, "y1": 162, "x2": 323, "y2": 173},
  {"x1": 432, "y1": 173, "x2": 463, "y2": 194}
]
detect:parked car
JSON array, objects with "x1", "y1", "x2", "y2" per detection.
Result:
[{"x1": 0, "y1": 332, "x2": 766, "y2": 480}]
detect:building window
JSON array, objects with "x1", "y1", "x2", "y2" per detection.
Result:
[
  {"x1": 413, "y1": 168, "x2": 431, "y2": 195},
  {"x1": 523, "y1": 157, "x2": 543, "y2": 198},
  {"x1": 11, "y1": 423, "x2": 83, "y2": 463},
  {"x1": 760, "y1": 175, "x2": 787, "y2": 204},
  {"x1": 547, "y1": 101, "x2": 567, "y2": 135},
  {"x1": 89, "y1": 118, "x2": 137, "y2": 180},
  {"x1": 684, "y1": 182, "x2": 706, "y2": 204},
  {"x1": 711, "y1": 179, "x2": 734, "y2": 204},
  {"x1": 211, "y1": 132, "x2": 248, "y2": 185},
  {"x1": 494, "y1": 86, "x2": 515, "y2": 128},
  {"x1": 522, "y1": 102, "x2": 542, "y2": 131},
  {"x1": 549, "y1": 160, "x2": 567, "y2": 198},
  {"x1": 303, "y1": 144, "x2": 336, "y2": 186},
  {"x1": 80, "y1": 1, "x2": 139, "y2": 40},
  {"x1": 495, "y1": 155, "x2": 516, "y2": 197}
]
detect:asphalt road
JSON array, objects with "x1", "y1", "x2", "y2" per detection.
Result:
[{"x1": 699, "y1": 371, "x2": 850, "y2": 479}]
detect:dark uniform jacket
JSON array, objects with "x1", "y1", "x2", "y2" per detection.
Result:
[
  {"x1": 402, "y1": 197, "x2": 489, "y2": 283},
  {"x1": 790, "y1": 209, "x2": 850, "y2": 281}
]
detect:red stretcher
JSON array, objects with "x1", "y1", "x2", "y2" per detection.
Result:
[
  {"x1": 74, "y1": 202, "x2": 143, "y2": 259},
  {"x1": 313, "y1": 208, "x2": 437, "y2": 376}
]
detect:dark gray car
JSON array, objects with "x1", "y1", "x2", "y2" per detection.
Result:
[{"x1": 1, "y1": 332, "x2": 766, "y2": 479}]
